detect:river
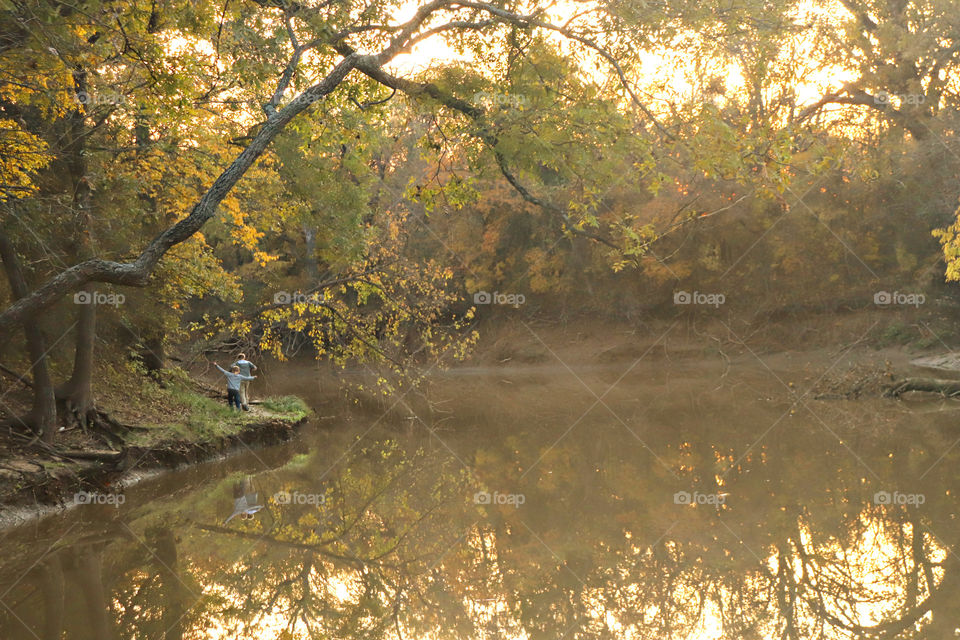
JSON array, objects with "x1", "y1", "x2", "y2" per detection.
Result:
[{"x1": 1, "y1": 349, "x2": 959, "y2": 639}]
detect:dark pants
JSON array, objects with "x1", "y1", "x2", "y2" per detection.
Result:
[{"x1": 227, "y1": 388, "x2": 242, "y2": 410}]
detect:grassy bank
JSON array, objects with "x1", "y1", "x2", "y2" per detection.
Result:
[
  {"x1": 100, "y1": 367, "x2": 310, "y2": 448},
  {"x1": 0, "y1": 365, "x2": 311, "y2": 518}
]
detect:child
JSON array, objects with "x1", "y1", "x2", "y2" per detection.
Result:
[
  {"x1": 215, "y1": 363, "x2": 256, "y2": 411},
  {"x1": 231, "y1": 353, "x2": 258, "y2": 411}
]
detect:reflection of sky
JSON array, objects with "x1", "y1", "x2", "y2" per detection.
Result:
[
  {"x1": 189, "y1": 510, "x2": 944, "y2": 639},
  {"x1": 203, "y1": 574, "x2": 358, "y2": 639}
]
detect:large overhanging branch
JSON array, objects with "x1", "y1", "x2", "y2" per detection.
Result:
[
  {"x1": 1, "y1": 0, "x2": 497, "y2": 330},
  {"x1": 0, "y1": 54, "x2": 361, "y2": 331}
]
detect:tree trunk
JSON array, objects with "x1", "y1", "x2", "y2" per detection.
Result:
[
  {"x1": 304, "y1": 224, "x2": 319, "y2": 281},
  {"x1": 0, "y1": 231, "x2": 57, "y2": 441},
  {"x1": 56, "y1": 287, "x2": 96, "y2": 427},
  {"x1": 133, "y1": 110, "x2": 168, "y2": 383},
  {"x1": 139, "y1": 333, "x2": 166, "y2": 380},
  {"x1": 53, "y1": 70, "x2": 97, "y2": 428}
]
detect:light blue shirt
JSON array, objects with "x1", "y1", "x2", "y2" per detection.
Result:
[
  {"x1": 216, "y1": 364, "x2": 255, "y2": 391},
  {"x1": 231, "y1": 359, "x2": 257, "y2": 377}
]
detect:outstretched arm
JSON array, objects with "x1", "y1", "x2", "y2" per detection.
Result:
[{"x1": 215, "y1": 364, "x2": 228, "y2": 375}]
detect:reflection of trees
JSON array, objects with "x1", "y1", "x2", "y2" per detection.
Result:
[
  {"x1": 468, "y1": 394, "x2": 960, "y2": 640},
  {"x1": 3, "y1": 401, "x2": 960, "y2": 639},
  {"x1": 185, "y1": 419, "x2": 958, "y2": 640},
  {"x1": 2, "y1": 532, "x2": 121, "y2": 640},
  {"x1": 468, "y1": 495, "x2": 958, "y2": 640},
  {"x1": 184, "y1": 441, "x2": 480, "y2": 639}
]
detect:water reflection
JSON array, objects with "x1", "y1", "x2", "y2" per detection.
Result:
[
  {"x1": 224, "y1": 476, "x2": 265, "y2": 524},
  {"x1": 2, "y1": 361, "x2": 959, "y2": 639}
]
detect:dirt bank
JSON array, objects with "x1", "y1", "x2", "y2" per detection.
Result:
[{"x1": 0, "y1": 414, "x2": 309, "y2": 528}]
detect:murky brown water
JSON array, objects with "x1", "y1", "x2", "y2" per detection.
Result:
[{"x1": 2, "y1": 352, "x2": 960, "y2": 639}]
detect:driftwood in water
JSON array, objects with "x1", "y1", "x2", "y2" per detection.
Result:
[{"x1": 883, "y1": 377, "x2": 960, "y2": 398}]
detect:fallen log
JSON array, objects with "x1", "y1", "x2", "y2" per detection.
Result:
[
  {"x1": 883, "y1": 377, "x2": 960, "y2": 398},
  {"x1": 56, "y1": 450, "x2": 124, "y2": 462}
]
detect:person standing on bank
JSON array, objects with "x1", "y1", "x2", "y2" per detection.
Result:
[
  {"x1": 231, "y1": 353, "x2": 258, "y2": 411},
  {"x1": 214, "y1": 363, "x2": 256, "y2": 411}
]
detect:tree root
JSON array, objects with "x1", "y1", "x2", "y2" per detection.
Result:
[
  {"x1": 1, "y1": 411, "x2": 47, "y2": 441},
  {"x1": 0, "y1": 362, "x2": 32, "y2": 387},
  {"x1": 83, "y1": 408, "x2": 149, "y2": 449}
]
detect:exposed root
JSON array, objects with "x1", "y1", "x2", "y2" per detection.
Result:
[
  {"x1": 1, "y1": 411, "x2": 46, "y2": 442},
  {"x1": 0, "y1": 362, "x2": 32, "y2": 387}
]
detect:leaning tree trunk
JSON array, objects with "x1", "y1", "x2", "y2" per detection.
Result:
[
  {"x1": 56, "y1": 288, "x2": 96, "y2": 427},
  {"x1": 0, "y1": 55, "x2": 360, "y2": 331},
  {"x1": 0, "y1": 231, "x2": 57, "y2": 441}
]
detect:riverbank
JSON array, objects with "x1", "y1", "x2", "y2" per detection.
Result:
[
  {"x1": 0, "y1": 367, "x2": 310, "y2": 525},
  {"x1": 381, "y1": 305, "x2": 960, "y2": 423}
]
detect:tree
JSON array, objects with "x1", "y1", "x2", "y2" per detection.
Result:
[
  {"x1": 0, "y1": 0, "x2": 670, "y2": 330},
  {"x1": 799, "y1": 0, "x2": 960, "y2": 140}
]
